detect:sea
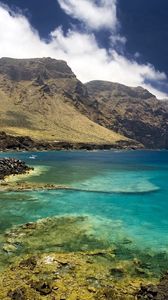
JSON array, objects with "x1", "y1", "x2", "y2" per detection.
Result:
[{"x1": 0, "y1": 150, "x2": 168, "y2": 273}]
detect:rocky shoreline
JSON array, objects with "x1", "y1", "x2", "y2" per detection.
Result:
[
  {"x1": 0, "y1": 158, "x2": 33, "y2": 180},
  {"x1": 1, "y1": 252, "x2": 167, "y2": 300},
  {"x1": 0, "y1": 215, "x2": 168, "y2": 299},
  {"x1": 0, "y1": 131, "x2": 142, "y2": 152},
  {"x1": 0, "y1": 251, "x2": 153, "y2": 300}
]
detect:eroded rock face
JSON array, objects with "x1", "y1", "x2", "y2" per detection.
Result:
[
  {"x1": 0, "y1": 57, "x2": 75, "y2": 81},
  {"x1": 85, "y1": 80, "x2": 168, "y2": 149}
]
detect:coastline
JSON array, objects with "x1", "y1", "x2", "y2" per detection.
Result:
[
  {"x1": 0, "y1": 213, "x2": 167, "y2": 299},
  {"x1": 0, "y1": 152, "x2": 168, "y2": 299},
  {"x1": 3, "y1": 167, "x2": 37, "y2": 183},
  {"x1": 0, "y1": 165, "x2": 70, "y2": 192},
  {"x1": 0, "y1": 131, "x2": 143, "y2": 152}
]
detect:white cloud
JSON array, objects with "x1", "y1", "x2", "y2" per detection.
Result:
[
  {"x1": 0, "y1": 5, "x2": 48, "y2": 57},
  {"x1": 110, "y1": 34, "x2": 127, "y2": 47},
  {"x1": 50, "y1": 29, "x2": 167, "y2": 98},
  {"x1": 0, "y1": 3, "x2": 167, "y2": 99},
  {"x1": 57, "y1": 0, "x2": 118, "y2": 31}
]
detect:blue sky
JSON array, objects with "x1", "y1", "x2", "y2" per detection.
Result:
[{"x1": 0, "y1": 0, "x2": 168, "y2": 98}]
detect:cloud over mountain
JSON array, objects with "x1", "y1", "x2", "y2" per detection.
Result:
[{"x1": 0, "y1": 2, "x2": 167, "y2": 99}]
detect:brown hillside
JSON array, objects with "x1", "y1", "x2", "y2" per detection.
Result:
[{"x1": 0, "y1": 58, "x2": 129, "y2": 144}]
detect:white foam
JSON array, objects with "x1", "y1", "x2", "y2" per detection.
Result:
[{"x1": 4, "y1": 165, "x2": 49, "y2": 183}]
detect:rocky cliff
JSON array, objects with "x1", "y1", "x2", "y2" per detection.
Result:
[
  {"x1": 0, "y1": 57, "x2": 131, "y2": 146},
  {"x1": 0, "y1": 57, "x2": 167, "y2": 149},
  {"x1": 86, "y1": 80, "x2": 168, "y2": 148}
]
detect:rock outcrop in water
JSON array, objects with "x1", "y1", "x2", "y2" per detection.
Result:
[{"x1": 0, "y1": 157, "x2": 33, "y2": 180}]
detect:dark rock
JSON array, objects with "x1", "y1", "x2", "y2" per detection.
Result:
[
  {"x1": 8, "y1": 288, "x2": 26, "y2": 300},
  {"x1": 19, "y1": 256, "x2": 37, "y2": 270},
  {"x1": 31, "y1": 281, "x2": 53, "y2": 295},
  {"x1": 110, "y1": 267, "x2": 124, "y2": 279},
  {"x1": 137, "y1": 284, "x2": 158, "y2": 299},
  {"x1": 137, "y1": 273, "x2": 168, "y2": 299},
  {"x1": 40, "y1": 83, "x2": 51, "y2": 94},
  {"x1": 103, "y1": 287, "x2": 116, "y2": 300},
  {"x1": 33, "y1": 74, "x2": 45, "y2": 86},
  {"x1": 0, "y1": 131, "x2": 141, "y2": 152},
  {"x1": 22, "y1": 222, "x2": 37, "y2": 230},
  {"x1": 0, "y1": 157, "x2": 33, "y2": 180}
]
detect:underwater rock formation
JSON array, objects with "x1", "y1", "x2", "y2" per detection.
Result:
[
  {"x1": 2, "y1": 215, "x2": 112, "y2": 256},
  {"x1": 1, "y1": 215, "x2": 168, "y2": 299},
  {"x1": 0, "y1": 251, "x2": 155, "y2": 300}
]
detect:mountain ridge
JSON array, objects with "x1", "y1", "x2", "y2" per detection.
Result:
[
  {"x1": 85, "y1": 80, "x2": 168, "y2": 148},
  {"x1": 0, "y1": 57, "x2": 167, "y2": 149},
  {"x1": 0, "y1": 57, "x2": 137, "y2": 147}
]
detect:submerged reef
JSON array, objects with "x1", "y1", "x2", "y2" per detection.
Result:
[
  {"x1": 0, "y1": 215, "x2": 168, "y2": 299},
  {"x1": 0, "y1": 251, "x2": 158, "y2": 300},
  {"x1": 2, "y1": 216, "x2": 111, "y2": 256},
  {"x1": 0, "y1": 181, "x2": 70, "y2": 192}
]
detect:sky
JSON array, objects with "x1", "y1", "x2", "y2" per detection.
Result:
[{"x1": 0, "y1": 0, "x2": 168, "y2": 99}]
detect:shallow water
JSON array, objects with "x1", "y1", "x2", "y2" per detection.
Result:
[{"x1": 0, "y1": 150, "x2": 168, "y2": 270}]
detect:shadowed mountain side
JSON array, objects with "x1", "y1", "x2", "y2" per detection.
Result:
[
  {"x1": 85, "y1": 80, "x2": 168, "y2": 149},
  {"x1": 0, "y1": 57, "x2": 132, "y2": 145}
]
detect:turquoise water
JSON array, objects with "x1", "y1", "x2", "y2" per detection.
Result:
[{"x1": 0, "y1": 150, "x2": 168, "y2": 255}]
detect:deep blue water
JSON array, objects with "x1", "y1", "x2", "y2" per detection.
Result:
[{"x1": 0, "y1": 150, "x2": 168, "y2": 253}]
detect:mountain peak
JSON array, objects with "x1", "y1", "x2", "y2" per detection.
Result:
[
  {"x1": 86, "y1": 80, "x2": 156, "y2": 100},
  {"x1": 0, "y1": 57, "x2": 76, "y2": 81}
]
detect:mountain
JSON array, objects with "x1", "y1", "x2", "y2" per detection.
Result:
[
  {"x1": 85, "y1": 80, "x2": 168, "y2": 148},
  {"x1": 1, "y1": 57, "x2": 167, "y2": 149},
  {"x1": 0, "y1": 57, "x2": 131, "y2": 146}
]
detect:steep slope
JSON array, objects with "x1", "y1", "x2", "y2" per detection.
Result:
[
  {"x1": 85, "y1": 80, "x2": 168, "y2": 148},
  {"x1": 0, "y1": 58, "x2": 130, "y2": 145}
]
